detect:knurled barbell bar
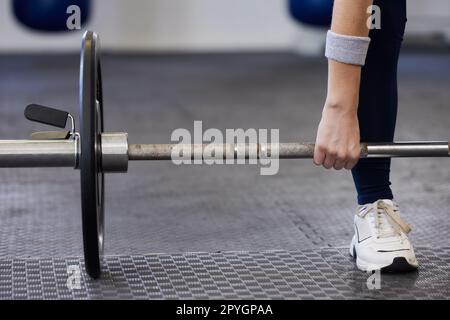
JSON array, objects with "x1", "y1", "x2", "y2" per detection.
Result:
[{"x1": 0, "y1": 31, "x2": 448, "y2": 279}]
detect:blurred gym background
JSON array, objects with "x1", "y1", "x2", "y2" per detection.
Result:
[{"x1": 1, "y1": 0, "x2": 449, "y2": 53}]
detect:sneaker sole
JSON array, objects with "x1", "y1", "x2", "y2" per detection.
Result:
[{"x1": 350, "y1": 244, "x2": 418, "y2": 273}]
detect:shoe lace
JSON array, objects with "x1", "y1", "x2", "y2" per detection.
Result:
[{"x1": 360, "y1": 200, "x2": 412, "y2": 239}]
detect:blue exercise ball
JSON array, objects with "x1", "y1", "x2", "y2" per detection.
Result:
[
  {"x1": 289, "y1": 0, "x2": 333, "y2": 27},
  {"x1": 12, "y1": 0, "x2": 91, "y2": 32}
]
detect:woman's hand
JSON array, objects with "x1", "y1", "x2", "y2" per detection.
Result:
[
  {"x1": 313, "y1": 0, "x2": 373, "y2": 170},
  {"x1": 314, "y1": 103, "x2": 361, "y2": 170}
]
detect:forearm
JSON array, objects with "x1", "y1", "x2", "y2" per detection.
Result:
[
  {"x1": 326, "y1": 0, "x2": 373, "y2": 112},
  {"x1": 326, "y1": 61, "x2": 361, "y2": 113},
  {"x1": 331, "y1": 0, "x2": 373, "y2": 36}
]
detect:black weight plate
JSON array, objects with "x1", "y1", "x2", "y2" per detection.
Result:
[{"x1": 79, "y1": 31, "x2": 104, "y2": 279}]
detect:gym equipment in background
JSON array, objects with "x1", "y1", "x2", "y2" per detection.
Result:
[
  {"x1": 12, "y1": 0, "x2": 90, "y2": 32},
  {"x1": 288, "y1": 0, "x2": 333, "y2": 27}
]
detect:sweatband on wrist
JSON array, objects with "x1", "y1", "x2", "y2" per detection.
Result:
[{"x1": 325, "y1": 30, "x2": 371, "y2": 66}]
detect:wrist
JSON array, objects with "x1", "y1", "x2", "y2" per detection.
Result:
[
  {"x1": 327, "y1": 59, "x2": 361, "y2": 98},
  {"x1": 323, "y1": 99, "x2": 358, "y2": 116}
]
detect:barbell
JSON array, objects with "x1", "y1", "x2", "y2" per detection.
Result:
[{"x1": 1, "y1": 31, "x2": 448, "y2": 279}]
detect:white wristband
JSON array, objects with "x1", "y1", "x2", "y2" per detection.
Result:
[{"x1": 325, "y1": 30, "x2": 371, "y2": 66}]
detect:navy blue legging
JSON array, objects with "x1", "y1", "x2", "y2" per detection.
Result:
[{"x1": 351, "y1": 0, "x2": 407, "y2": 205}]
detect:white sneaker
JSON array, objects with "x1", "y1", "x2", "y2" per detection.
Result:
[{"x1": 349, "y1": 199, "x2": 418, "y2": 272}]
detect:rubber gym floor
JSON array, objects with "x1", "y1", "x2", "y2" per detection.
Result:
[{"x1": 0, "y1": 49, "x2": 449, "y2": 299}]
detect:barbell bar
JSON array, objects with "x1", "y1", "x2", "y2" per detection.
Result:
[
  {"x1": 127, "y1": 141, "x2": 450, "y2": 160},
  {"x1": 0, "y1": 31, "x2": 448, "y2": 279},
  {"x1": 2, "y1": 140, "x2": 448, "y2": 169}
]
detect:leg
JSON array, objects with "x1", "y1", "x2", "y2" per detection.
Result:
[{"x1": 351, "y1": 0, "x2": 407, "y2": 205}]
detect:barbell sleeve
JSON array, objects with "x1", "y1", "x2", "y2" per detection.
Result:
[
  {"x1": 128, "y1": 141, "x2": 450, "y2": 160},
  {"x1": 0, "y1": 139, "x2": 79, "y2": 168}
]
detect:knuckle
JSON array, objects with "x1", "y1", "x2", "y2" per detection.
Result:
[
  {"x1": 328, "y1": 149, "x2": 337, "y2": 157},
  {"x1": 313, "y1": 153, "x2": 323, "y2": 165},
  {"x1": 352, "y1": 154, "x2": 360, "y2": 162},
  {"x1": 336, "y1": 151, "x2": 347, "y2": 160},
  {"x1": 314, "y1": 149, "x2": 323, "y2": 157},
  {"x1": 345, "y1": 163, "x2": 354, "y2": 170},
  {"x1": 348, "y1": 160, "x2": 358, "y2": 169},
  {"x1": 323, "y1": 163, "x2": 332, "y2": 169}
]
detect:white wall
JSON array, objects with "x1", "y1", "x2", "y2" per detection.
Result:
[
  {"x1": 0, "y1": 0, "x2": 298, "y2": 52},
  {"x1": 407, "y1": 0, "x2": 450, "y2": 37},
  {"x1": 0, "y1": 0, "x2": 449, "y2": 53}
]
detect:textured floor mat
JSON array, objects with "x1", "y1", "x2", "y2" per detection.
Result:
[{"x1": 0, "y1": 248, "x2": 449, "y2": 300}]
